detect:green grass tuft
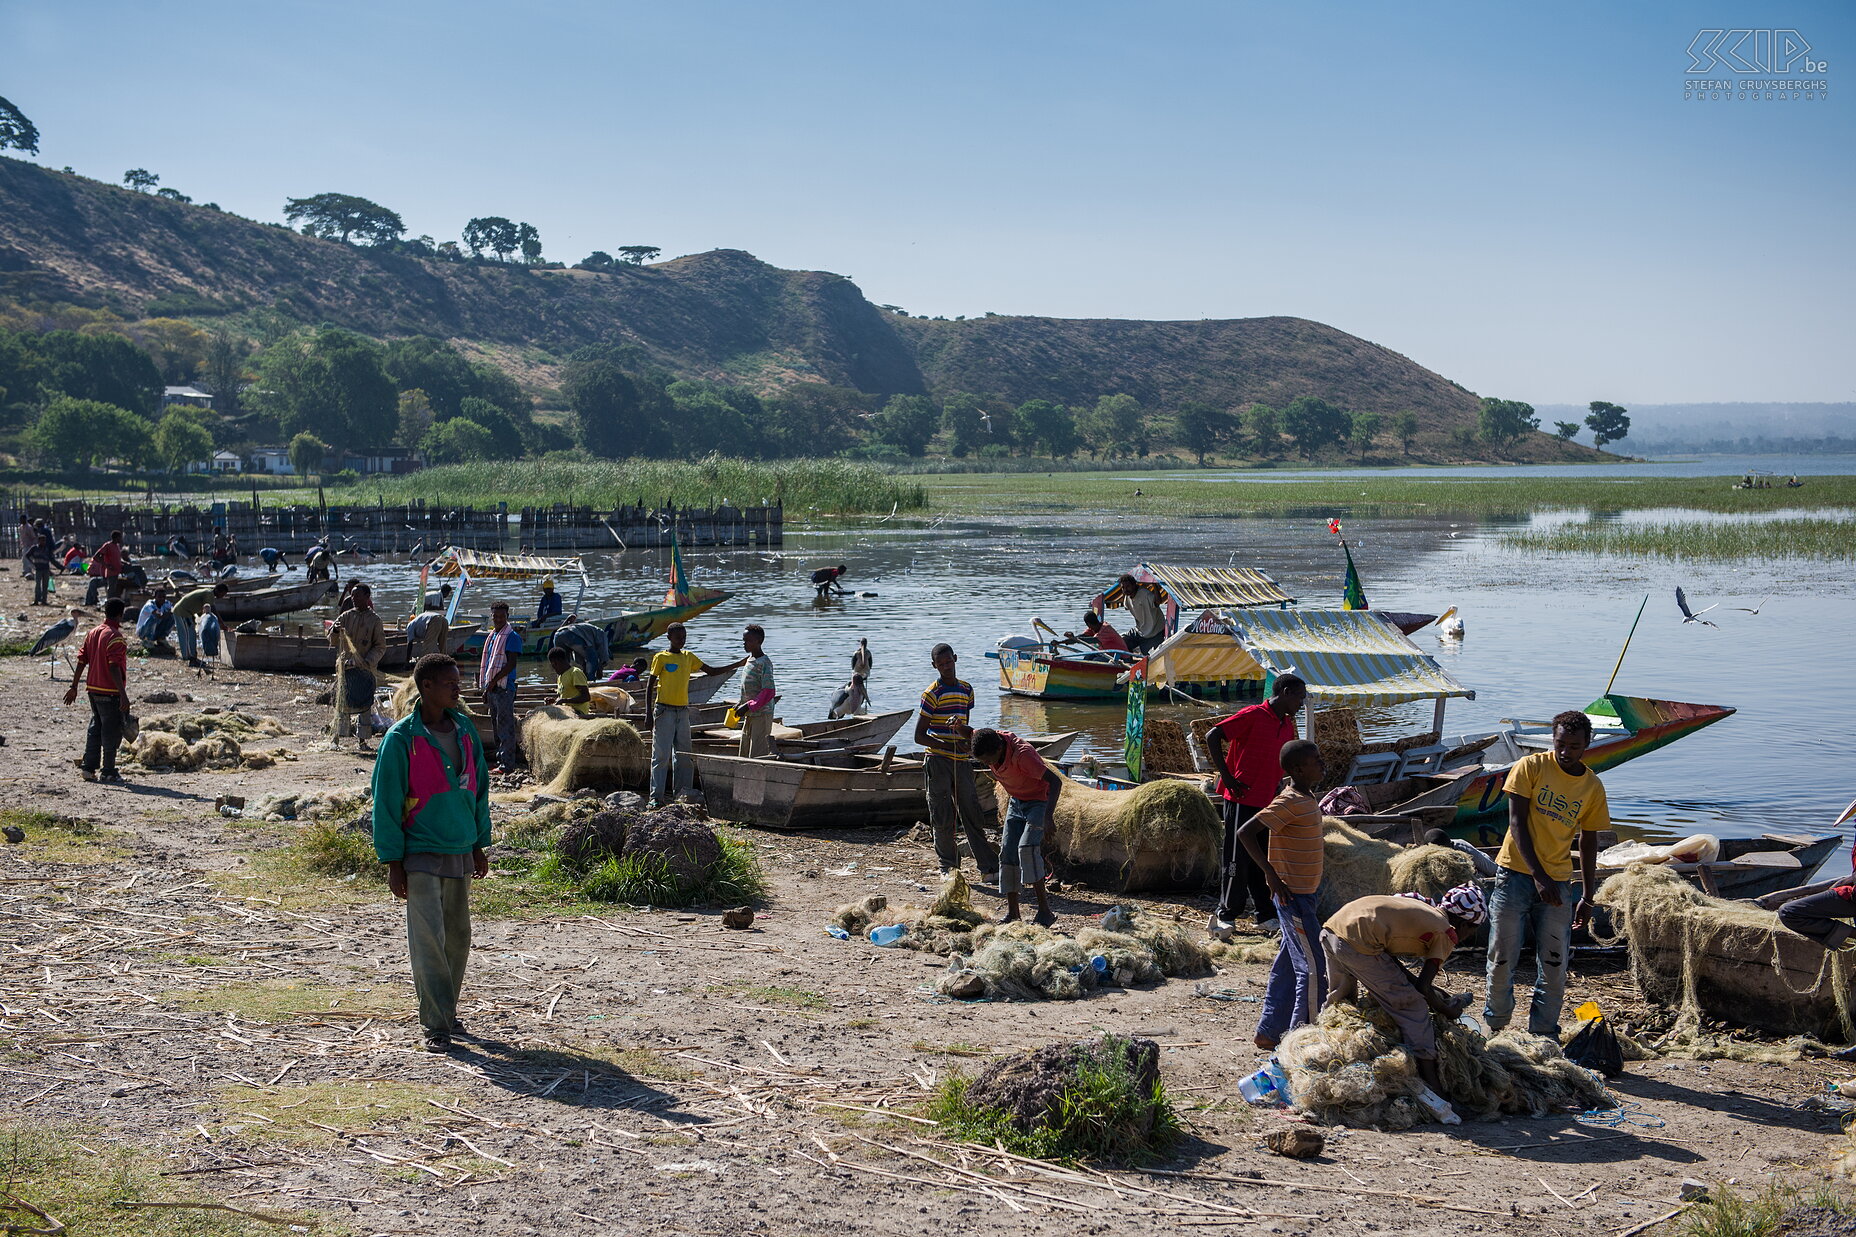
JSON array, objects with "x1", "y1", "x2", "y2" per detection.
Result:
[
  {"x1": 927, "y1": 1035, "x2": 1181, "y2": 1165},
  {"x1": 285, "y1": 817, "x2": 386, "y2": 883},
  {"x1": 537, "y1": 830, "x2": 766, "y2": 908},
  {"x1": 1504, "y1": 517, "x2": 1856, "y2": 561},
  {"x1": 1679, "y1": 1182, "x2": 1852, "y2": 1237}
]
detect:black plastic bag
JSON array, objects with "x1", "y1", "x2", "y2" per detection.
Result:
[{"x1": 1564, "y1": 1016, "x2": 1625, "y2": 1077}]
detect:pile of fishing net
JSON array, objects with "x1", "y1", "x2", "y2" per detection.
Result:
[
  {"x1": 833, "y1": 878, "x2": 1212, "y2": 1001},
  {"x1": 1277, "y1": 1002, "x2": 1614, "y2": 1129},
  {"x1": 1318, "y1": 818, "x2": 1477, "y2": 916},
  {"x1": 1033, "y1": 776, "x2": 1221, "y2": 893},
  {"x1": 521, "y1": 705, "x2": 646, "y2": 795},
  {"x1": 248, "y1": 786, "x2": 370, "y2": 822},
  {"x1": 126, "y1": 711, "x2": 293, "y2": 773},
  {"x1": 1593, "y1": 863, "x2": 1856, "y2": 1049}
]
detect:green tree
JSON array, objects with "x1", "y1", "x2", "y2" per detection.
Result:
[
  {"x1": 29, "y1": 398, "x2": 154, "y2": 470},
  {"x1": 154, "y1": 407, "x2": 214, "y2": 474},
  {"x1": 1585, "y1": 400, "x2": 1631, "y2": 448},
  {"x1": 516, "y1": 222, "x2": 543, "y2": 265},
  {"x1": 397, "y1": 389, "x2": 435, "y2": 448},
  {"x1": 122, "y1": 168, "x2": 158, "y2": 192},
  {"x1": 1478, "y1": 397, "x2": 1539, "y2": 445},
  {"x1": 1349, "y1": 410, "x2": 1383, "y2": 462},
  {"x1": 1392, "y1": 409, "x2": 1419, "y2": 456},
  {"x1": 764, "y1": 383, "x2": 869, "y2": 457},
  {"x1": 255, "y1": 327, "x2": 396, "y2": 453},
  {"x1": 1246, "y1": 404, "x2": 1280, "y2": 457},
  {"x1": 1079, "y1": 393, "x2": 1143, "y2": 457},
  {"x1": 617, "y1": 246, "x2": 661, "y2": 265},
  {"x1": 664, "y1": 379, "x2": 764, "y2": 458},
  {"x1": 420, "y1": 418, "x2": 495, "y2": 463},
  {"x1": 941, "y1": 392, "x2": 987, "y2": 457},
  {"x1": 1015, "y1": 399, "x2": 1079, "y2": 458},
  {"x1": 288, "y1": 432, "x2": 330, "y2": 477},
  {"x1": 1280, "y1": 396, "x2": 1349, "y2": 458},
  {"x1": 1172, "y1": 401, "x2": 1230, "y2": 465},
  {"x1": 0, "y1": 95, "x2": 40, "y2": 154},
  {"x1": 462, "y1": 217, "x2": 519, "y2": 261},
  {"x1": 32, "y1": 330, "x2": 163, "y2": 416},
  {"x1": 283, "y1": 193, "x2": 406, "y2": 245},
  {"x1": 580, "y1": 251, "x2": 615, "y2": 270},
  {"x1": 201, "y1": 328, "x2": 250, "y2": 418},
  {"x1": 563, "y1": 345, "x2": 661, "y2": 457},
  {"x1": 136, "y1": 318, "x2": 210, "y2": 383},
  {"x1": 870, "y1": 394, "x2": 939, "y2": 456},
  {"x1": 1553, "y1": 420, "x2": 1581, "y2": 441},
  {"x1": 155, "y1": 187, "x2": 191, "y2": 203},
  {"x1": 454, "y1": 394, "x2": 524, "y2": 458}
]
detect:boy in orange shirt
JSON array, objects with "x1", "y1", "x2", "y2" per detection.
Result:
[{"x1": 1238, "y1": 739, "x2": 1326, "y2": 1049}]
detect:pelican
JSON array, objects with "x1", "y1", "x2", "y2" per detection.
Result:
[
  {"x1": 850, "y1": 637, "x2": 873, "y2": 678},
  {"x1": 30, "y1": 607, "x2": 83, "y2": 679},
  {"x1": 1435, "y1": 606, "x2": 1464, "y2": 640}
]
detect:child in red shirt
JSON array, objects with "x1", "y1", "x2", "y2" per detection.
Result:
[{"x1": 973, "y1": 728, "x2": 1064, "y2": 926}]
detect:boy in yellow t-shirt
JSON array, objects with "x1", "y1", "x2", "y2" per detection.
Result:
[
  {"x1": 1483, "y1": 709, "x2": 1609, "y2": 1037},
  {"x1": 547, "y1": 647, "x2": 592, "y2": 716}
]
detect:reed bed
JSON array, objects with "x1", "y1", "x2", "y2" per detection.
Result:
[
  {"x1": 1503, "y1": 517, "x2": 1856, "y2": 561},
  {"x1": 356, "y1": 456, "x2": 927, "y2": 516}
]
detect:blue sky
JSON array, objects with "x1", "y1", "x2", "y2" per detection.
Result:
[{"x1": 3, "y1": 1, "x2": 1850, "y2": 403}]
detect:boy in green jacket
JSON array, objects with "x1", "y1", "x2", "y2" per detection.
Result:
[{"x1": 371, "y1": 654, "x2": 492, "y2": 1052}]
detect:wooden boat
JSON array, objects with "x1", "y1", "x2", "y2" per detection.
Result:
[
  {"x1": 208, "y1": 578, "x2": 336, "y2": 622},
  {"x1": 1578, "y1": 833, "x2": 1842, "y2": 905},
  {"x1": 694, "y1": 733, "x2": 1082, "y2": 830},
  {"x1": 688, "y1": 709, "x2": 913, "y2": 755},
  {"x1": 225, "y1": 620, "x2": 478, "y2": 673},
  {"x1": 1447, "y1": 695, "x2": 1736, "y2": 821}
]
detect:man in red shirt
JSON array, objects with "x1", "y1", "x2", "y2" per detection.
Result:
[
  {"x1": 85, "y1": 529, "x2": 126, "y2": 606},
  {"x1": 973, "y1": 728, "x2": 1064, "y2": 926},
  {"x1": 65, "y1": 597, "x2": 131, "y2": 783},
  {"x1": 1075, "y1": 612, "x2": 1129, "y2": 653},
  {"x1": 1204, "y1": 673, "x2": 1306, "y2": 940}
]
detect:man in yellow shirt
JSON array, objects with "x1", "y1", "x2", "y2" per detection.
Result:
[
  {"x1": 648, "y1": 623, "x2": 744, "y2": 806},
  {"x1": 548, "y1": 647, "x2": 592, "y2": 716},
  {"x1": 1483, "y1": 709, "x2": 1609, "y2": 1037}
]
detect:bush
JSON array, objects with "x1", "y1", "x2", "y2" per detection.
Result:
[
  {"x1": 927, "y1": 1035, "x2": 1180, "y2": 1165},
  {"x1": 536, "y1": 832, "x2": 764, "y2": 908},
  {"x1": 289, "y1": 818, "x2": 384, "y2": 883}
]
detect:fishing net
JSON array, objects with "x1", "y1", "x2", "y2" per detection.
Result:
[
  {"x1": 126, "y1": 711, "x2": 294, "y2": 772},
  {"x1": 1277, "y1": 1002, "x2": 1614, "y2": 1129},
  {"x1": 1041, "y1": 777, "x2": 1221, "y2": 893},
  {"x1": 138, "y1": 711, "x2": 287, "y2": 742},
  {"x1": 1592, "y1": 863, "x2": 1856, "y2": 1049},
  {"x1": 248, "y1": 786, "x2": 371, "y2": 822},
  {"x1": 521, "y1": 705, "x2": 646, "y2": 795},
  {"x1": 1317, "y1": 819, "x2": 1477, "y2": 917}
]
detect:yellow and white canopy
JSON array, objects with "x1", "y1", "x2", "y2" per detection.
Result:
[
  {"x1": 1142, "y1": 608, "x2": 1474, "y2": 706},
  {"x1": 426, "y1": 547, "x2": 586, "y2": 581}
]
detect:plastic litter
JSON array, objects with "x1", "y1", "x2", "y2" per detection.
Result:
[
  {"x1": 826, "y1": 925, "x2": 850, "y2": 940},
  {"x1": 1411, "y1": 1081, "x2": 1461, "y2": 1125},
  {"x1": 1239, "y1": 1066, "x2": 1287, "y2": 1107},
  {"x1": 869, "y1": 924, "x2": 908, "y2": 946}
]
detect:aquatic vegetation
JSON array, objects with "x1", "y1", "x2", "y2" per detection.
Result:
[{"x1": 1503, "y1": 517, "x2": 1856, "y2": 560}]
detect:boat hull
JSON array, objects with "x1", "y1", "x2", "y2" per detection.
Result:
[
  {"x1": 451, "y1": 593, "x2": 730, "y2": 659},
  {"x1": 211, "y1": 579, "x2": 336, "y2": 622},
  {"x1": 992, "y1": 647, "x2": 1260, "y2": 702}
]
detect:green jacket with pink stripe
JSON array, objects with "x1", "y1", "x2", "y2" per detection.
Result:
[{"x1": 370, "y1": 707, "x2": 492, "y2": 862}]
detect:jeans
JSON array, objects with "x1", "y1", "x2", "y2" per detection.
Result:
[
  {"x1": 999, "y1": 797, "x2": 1049, "y2": 895},
  {"x1": 1778, "y1": 885, "x2": 1856, "y2": 950},
  {"x1": 1483, "y1": 866, "x2": 1576, "y2": 1037},
  {"x1": 176, "y1": 617, "x2": 198, "y2": 663},
  {"x1": 1324, "y1": 929, "x2": 1438, "y2": 1060},
  {"x1": 1258, "y1": 890, "x2": 1327, "y2": 1043},
  {"x1": 405, "y1": 871, "x2": 472, "y2": 1035},
  {"x1": 1217, "y1": 800, "x2": 1273, "y2": 922},
  {"x1": 32, "y1": 565, "x2": 51, "y2": 606},
  {"x1": 138, "y1": 615, "x2": 174, "y2": 646},
  {"x1": 651, "y1": 704, "x2": 691, "y2": 802},
  {"x1": 925, "y1": 752, "x2": 999, "y2": 874},
  {"x1": 83, "y1": 692, "x2": 125, "y2": 775},
  {"x1": 485, "y1": 686, "x2": 519, "y2": 769}
]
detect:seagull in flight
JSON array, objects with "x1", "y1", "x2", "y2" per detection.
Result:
[
  {"x1": 1675, "y1": 587, "x2": 1718, "y2": 628},
  {"x1": 1727, "y1": 596, "x2": 1770, "y2": 615}
]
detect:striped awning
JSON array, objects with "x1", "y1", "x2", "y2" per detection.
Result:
[
  {"x1": 1143, "y1": 608, "x2": 1474, "y2": 706},
  {"x1": 1105, "y1": 563, "x2": 1295, "y2": 611},
  {"x1": 426, "y1": 547, "x2": 585, "y2": 580}
]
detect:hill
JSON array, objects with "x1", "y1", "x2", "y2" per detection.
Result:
[{"x1": 0, "y1": 157, "x2": 1597, "y2": 461}]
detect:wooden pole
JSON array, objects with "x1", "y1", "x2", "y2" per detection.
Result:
[{"x1": 1602, "y1": 595, "x2": 1650, "y2": 698}]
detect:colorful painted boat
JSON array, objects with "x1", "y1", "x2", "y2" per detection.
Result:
[{"x1": 1448, "y1": 694, "x2": 1736, "y2": 821}]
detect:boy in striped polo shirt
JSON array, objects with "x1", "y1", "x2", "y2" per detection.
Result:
[
  {"x1": 912, "y1": 643, "x2": 999, "y2": 881},
  {"x1": 1238, "y1": 739, "x2": 1328, "y2": 1049}
]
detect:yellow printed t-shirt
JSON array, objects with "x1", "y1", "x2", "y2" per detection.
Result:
[
  {"x1": 1326, "y1": 895, "x2": 1458, "y2": 962},
  {"x1": 649, "y1": 649, "x2": 710, "y2": 708},
  {"x1": 555, "y1": 666, "x2": 591, "y2": 716},
  {"x1": 1496, "y1": 751, "x2": 1610, "y2": 882}
]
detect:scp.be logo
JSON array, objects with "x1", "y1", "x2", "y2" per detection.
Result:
[{"x1": 1686, "y1": 29, "x2": 1825, "y2": 73}]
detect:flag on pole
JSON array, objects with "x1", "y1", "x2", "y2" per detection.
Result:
[
  {"x1": 666, "y1": 531, "x2": 691, "y2": 604},
  {"x1": 1341, "y1": 542, "x2": 1368, "y2": 611},
  {"x1": 1124, "y1": 663, "x2": 1147, "y2": 781}
]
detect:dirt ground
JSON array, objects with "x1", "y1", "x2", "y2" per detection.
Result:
[{"x1": 2, "y1": 570, "x2": 1852, "y2": 1237}]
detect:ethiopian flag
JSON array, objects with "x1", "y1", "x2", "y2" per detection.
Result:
[{"x1": 1341, "y1": 542, "x2": 1369, "y2": 611}]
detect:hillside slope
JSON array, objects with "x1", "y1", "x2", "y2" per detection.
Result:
[{"x1": 0, "y1": 157, "x2": 1600, "y2": 459}]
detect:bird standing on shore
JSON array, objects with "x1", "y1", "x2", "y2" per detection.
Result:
[
  {"x1": 850, "y1": 637, "x2": 873, "y2": 679},
  {"x1": 29, "y1": 607, "x2": 83, "y2": 679}
]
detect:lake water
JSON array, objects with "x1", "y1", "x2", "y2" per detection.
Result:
[
  {"x1": 1114, "y1": 454, "x2": 1856, "y2": 482},
  {"x1": 334, "y1": 505, "x2": 1854, "y2": 873}
]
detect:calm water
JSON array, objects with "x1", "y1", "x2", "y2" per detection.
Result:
[
  {"x1": 1114, "y1": 454, "x2": 1856, "y2": 482},
  {"x1": 316, "y1": 506, "x2": 1853, "y2": 871}
]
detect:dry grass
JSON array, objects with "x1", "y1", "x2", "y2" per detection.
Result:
[{"x1": 165, "y1": 979, "x2": 404, "y2": 1024}]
